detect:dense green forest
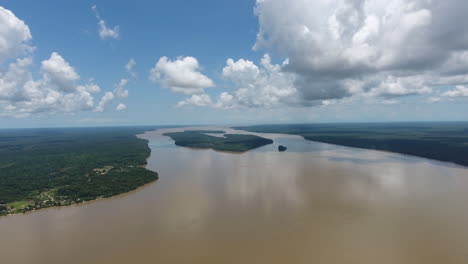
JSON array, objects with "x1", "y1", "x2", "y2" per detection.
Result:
[
  {"x1": 164, "y1": 130, "x2": 273, "y2": 152},
  {"x1": 0, "y1": 127, "x2": 159, "y2": 216},
  {"x1": 185, "y1": 130, "x2": 225, "y2": 134},
  {"x1": 235, "y1": 122, "x2": 468, "y2": 167}
]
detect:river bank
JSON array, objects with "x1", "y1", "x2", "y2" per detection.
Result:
[{"x1": 0, "y1": 127, "x2": 159, "y2": 216}]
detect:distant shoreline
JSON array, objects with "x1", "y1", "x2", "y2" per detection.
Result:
[
  {"x1": 0, "y1": 178, "x2": 159, "y2": 218},
  {"x1": 234, "y1": 123, "x2": 468, "y2": 168}
]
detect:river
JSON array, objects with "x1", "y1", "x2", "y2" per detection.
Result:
[{"x1": 1, "y1": 127, "x2": 468, "y2": 264}]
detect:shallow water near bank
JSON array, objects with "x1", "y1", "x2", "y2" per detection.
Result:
[{"x1": 1, "y1": 127, "x2": 468, "y2": 264}]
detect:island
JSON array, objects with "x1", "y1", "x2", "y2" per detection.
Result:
[
  {"x1": 235, "y1": 122, "x2": 468, "y2": 167},
  {"x1": 185, "y1": 130, "x2": 225, "y2": 134},
  {"x1": 163, "y1": 130, "x2": 273, "y2": 152},
  {"x1": 0, "y1": 127, "x2": 160, "y2": 216},
  {"x1": 278, "y1": 145, "x2": 287, "y2": 152}
]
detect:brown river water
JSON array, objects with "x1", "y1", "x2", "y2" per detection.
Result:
[{"x1": 1, "y1": 127, "x2": 468, "y2": 264}]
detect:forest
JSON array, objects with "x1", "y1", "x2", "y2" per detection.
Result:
[
  {"x1": 235, "y1": 122, "x2": 468, "y2": 167},
  {"x1": 0, "y1": 126, "x2": 160, "y2": 216},
  {"x1": 164, "y1": 130, "x2": 273, "y2": 152}
]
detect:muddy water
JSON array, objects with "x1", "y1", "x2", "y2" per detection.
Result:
[{"x1": 1, "y1": 127, "x2": 468, "y2": 264}]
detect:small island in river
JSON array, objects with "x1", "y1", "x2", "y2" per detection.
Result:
[
  {"x1": 278, "y1": 145, "x2": 287, "y2": 152},
  {"x1": 0, "y1": 127, "x2": 160, "y2": 216},
  {"x1": 164, "y1": 130, "x2": 273, "y2": 152}
]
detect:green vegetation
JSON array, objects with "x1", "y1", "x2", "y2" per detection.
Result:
[
  {"x1": 0, "y1": 127, "x2": 159, "y2": 216},
  {"x1": 235, "y1": 122, "x2": 468, "y2": 166},
  {"x1": 164, "y1": 130, "x2": 273, "y2": 152},
  {"x1": 8, "y1": 200, "x2": 34, "y2": 210},
  {"x1": 185, "y1": 130, "x2": 225, "y2": 134}
]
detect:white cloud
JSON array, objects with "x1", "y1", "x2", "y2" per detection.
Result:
[
  {"x1": 0, "y1": 53, "x2": 101, "y2": 117},
  {"x1": 215, "y1": 54, "x2": 297, "y2": 109},
  {"x1": 114, "y1": 78, "x2": 129, "y2": 98},
  {"x1": 92, "y1": 5, "x2": 119, "y2": 40},
  {"x1": 0, "y1": 57, "x2": 33, "y2": 99},
  {"x1": 0, "y1": 7, "x2": 112, "y2": 117},
  {"x1": 426, "y1": 85, "x2": 468, "y2": 103},
  {"x1": 428, "y1": 97, "x2": 442, "y2": 103},
  {"x1": 255, "y1": 0, "x2": 437, "y2": 71},
  {"x1": 177, "y1": 94, "x2": 212, "y2": 107},
  {"x1": 248, "y1": 0, "x2": 468, "y2": 105},
  {"x1": 441, "y1": 85, "x2": 468, "y2": 97},
  {"x1": 214, "y1": 92, "x2": 236, "y2": 109},
  {"x1": 149, "y1": 56, "x2": 214, "y2": 94},
  {"x1": 116, "y1": 103, "x2": 127, "y2": 111},
  {"x1": 98, "y1": 60, "x2": 134, "y2": 112},
  {"x1": 110, "y1": 59, "x2": 137, "y2": 110},
  {"x1": 95, "y1": 91, "x2": 114, "y2": 112},
  {"x1": 41, "y1": 52, "x2": 80, "y2": 92},
  {"x1": 125, "y1": 58, "x2": 136, "y2": 76},
  {"x1": 362, "y1": 75, "x2": 432, "y2": 98},
  {"x1": 0, "y1": 6, "x2": 33, "y2": 63}
]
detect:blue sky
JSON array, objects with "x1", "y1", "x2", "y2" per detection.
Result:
[{"x1": 1, "y1": 0, "x2": 468, "y2": 128}]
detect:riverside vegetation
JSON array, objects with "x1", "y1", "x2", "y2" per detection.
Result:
[
  {"x1": 163, "y1": 130, "x2": 273, "y2": 152},
  {"x1": 0, "y1": 127, "x2": 160, "y2": 216},
  {"x1": 236, "y1": 122, "x2": 468, "y2": 167}
]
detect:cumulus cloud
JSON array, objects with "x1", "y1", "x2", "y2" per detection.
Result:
[
  {"x1": 92, "y1": 5, "x2": 119, "y2": 40},
  {"x1": 149, "y1": 56, "x2": 214, "y2": 94},
  {"x1": 0, "y1": 53, "x2": 101, "y2": 117},
  {"x1": 441, "y1": 85, "x2": 468, "y2": 98},
  {"x1": 109, "y1": 59, "x2": 139, "y2": 110},
  {"x1": 177, "y1": 94, "x2": 212, "y2": 107},
  {"x1": 94, "y1": 60, "x2": 135, "y2": 112},
  {"x1": 94, "y1": 91, "x2": 114, "y2": 112},
  {"x1": 114, "y1": 78, "x2": 129, "y2": 99},
  {"x1": 355, "y1": 75, "x2": 432, "y2": 99},
  {"x1": 247, "y1": 0, "x2": 468, "y2": 106},
  {"x1": 41, "y1": 52, "x2": 80, "y2": 92},
  {"x1": 0, "y1": 6, "x2": 117, "y2": 117},
  {"x1": 125, "y1": 58, "x2": 136, "y2": 76},
  {"x1": 115, "y1": 103, "x2": 127, "y2": 111},
  {"x1": 0, "y1": 6, "x2": 33, "y2": 63},
  {"x1": 426, "y1": 85, "x2": 468, "y2": 103},
  {"x1": 215, "y1": 54, "x2": 297, "y2": 108},
  {"x1": 214, "y1": 92, "x2": 236, "y2": 109}
]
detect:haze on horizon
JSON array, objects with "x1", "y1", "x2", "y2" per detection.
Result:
[{"x1": 1, "y1": 0, "x2": 468, "y2": 128}]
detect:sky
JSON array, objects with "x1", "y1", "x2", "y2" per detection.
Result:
[{"x1": 1, "y1": 0, "x2": 468, "y2": 128}]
